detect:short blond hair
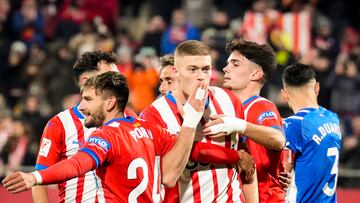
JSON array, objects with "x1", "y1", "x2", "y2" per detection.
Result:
[
  {"x1": 174, "y1": 40, "x2": 211, "y2": 57},
  {"x1": 160, "y1": 54, "x2": 174, "y2": 72}
]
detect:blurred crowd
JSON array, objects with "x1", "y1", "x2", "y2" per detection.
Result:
[{"x1": 0, "y1": 0, "x2": 359, "y2": 186}]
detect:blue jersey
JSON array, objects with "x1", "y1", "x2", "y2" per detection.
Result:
[{"x1": 283, "y1": 107, "x2": 341, "y2": 203}]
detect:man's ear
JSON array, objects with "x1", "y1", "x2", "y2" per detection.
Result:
[
  {"x1": 79, "y1": 77, "x2": 88, "y2": 87},
  {"x1": 105, "y1": 96, "x2": 117, "y2": 112},
  {"x1": 314, "y1": 82, "x2": 320, "y2": 96},
  {"x1": 250, "y1": 69, "x2": 264, "y2": 81},
  {"x1": 281, "y1": 88, "x2": 289, "y2": 102}
]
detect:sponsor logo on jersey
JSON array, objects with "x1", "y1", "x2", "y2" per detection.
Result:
[
  {"x1": 257, "y1": 111, "x2": 277, "y2": 124},
  {"x1": 39, "y1": 138, "x2": 51, "y2": 157},
  {"x1": 87, "y1": 137, "x2": 111, "y2": 151}
]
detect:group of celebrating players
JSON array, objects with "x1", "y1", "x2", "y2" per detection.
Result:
[{"x1": 3, "y1": 39, "x2": 341, "y2": 203}]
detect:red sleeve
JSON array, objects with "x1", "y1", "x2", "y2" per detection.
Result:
[
  {"x1": 248, "y1": 101, "x2": 283, "y2": 131},
  {"x1": 80, "y1": 129, "x2": 113, "y2": 167},
  {"x1": 39, "y1": 151, "x2": 95, "y2": 185},
  {"x1": 35, "y1": 117, "x2": 64, "y2": 170},
  {"x1": 190, "y1": 142, "x2": 240, "y2": 164},
  {"x1": 152, "y1": 124, "x2": 177, "y2": 155}
]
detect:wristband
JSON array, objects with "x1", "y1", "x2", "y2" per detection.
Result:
[
  {"x1": 32, "y1": 171, "x2": 43, "y2": 185},
  {"x1": 208, "y1": 116, "x2": 247, "y2": 134},
  {"x1": 222, "y1": 117, "x2": 247, "y2": 134},
  {"x1": 182, "y1": 102, "x2": 203, "y2": 128}
]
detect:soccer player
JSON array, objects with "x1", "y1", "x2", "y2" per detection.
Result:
[
  {"x1": 281, "y1": 63, "x2": 341, "y2": 203},
  {"x1": 31, "y1": 51, "x2": 136, "y2": 203},
  {"x1": 141, "y1": 40, "x2": 284, "y2": 202},
  {"x1": 203, "y1": 39, "x2": 287, "y2": 203},
  {"x1": 2, "y1": 71, "x2": 208, "y2": 202},
  {"x1": 159, "y1": 54, "x2": 179, "y2": 95}
]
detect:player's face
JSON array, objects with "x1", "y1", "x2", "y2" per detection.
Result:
[
  {"x1": 159, "y1": 65, "x2": 179, "y2": 95},
  {"x1": 175, "y1": 55, "x2": 212, "y2": 95},
  {"x1": 223, "y1": 51, "x2": 262, "y2": 91},
  {"x1": 79, "y1": 87, "x2": 106, "y2": 128}
]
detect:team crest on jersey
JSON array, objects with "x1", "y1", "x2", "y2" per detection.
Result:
[
  {"x1": 257, "y1": 111, "x2": 277, "y2": 124},
  {"x1": 39, "y1": 138, "x2": 51, "y2": 157},
  {"x1": 87, "y1": 137, "x2": 111, "y2": 151}
]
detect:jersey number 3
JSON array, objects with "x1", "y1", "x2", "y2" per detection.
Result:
[
  {"x1": 127, "y1": 156, "x2": 161, "y2": 202},
  {"x1": 322, "y1": 147, "x2": 339, "y2": 196}
]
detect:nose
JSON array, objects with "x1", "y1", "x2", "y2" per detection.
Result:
[
  {"x1": 197, "y1": 70, "x2": 206, "y2": 81},
  {"x1": 159, "y1": 84, "x2": 166, "y2": 95},
  {"x1": 78, "y1": 99, "x2": 85, "y2": 112},
  {"x1": 223, "y1": 64, "x2": 230, "y2": 73}
]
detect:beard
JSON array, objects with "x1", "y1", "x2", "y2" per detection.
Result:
[{"x1": 84, "y1": 109, "x2": 106, "y2": 128}]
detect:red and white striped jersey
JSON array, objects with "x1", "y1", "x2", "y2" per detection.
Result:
[
  {"x1": 36, "y1": 105, "x2": 101, "y2": 203},
  {"x1": 242, "y1": 95, "x2": 285, "y2": 203},
  {"x1": 35, "y1": 105, "x2": 137, "y2": 202},
  {"x1": 141, "y1": 87, "x2": 245, "y2": 203}
]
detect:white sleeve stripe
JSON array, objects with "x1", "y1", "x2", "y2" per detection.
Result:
[{"x1": 289, "y1": 116, "x2": 304, "y2": 120}]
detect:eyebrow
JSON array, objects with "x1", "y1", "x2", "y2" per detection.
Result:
[
  {"x1": 83, "y1": 95, "x2": 92, "y2": 100},
  {"x1": 228, "y1": 59, "x2": 241, "y2": 63},
  {"x1": 187, "y1": 65, "x2": 211, "y2": 69}
]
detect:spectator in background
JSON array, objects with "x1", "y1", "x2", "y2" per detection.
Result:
[
  {"x1": 328, "y1": 53, "x2": 360, "y2": 117},
  {"x1": 0, "y1": 0, "x2": 11, "y2": 82},
  {"x1": 11, "y1": 0, "x2": 44, "y2": 48},
  {"x1": 3, "y1": 41, "x2": 28, "y2": 108},
  {"x1": 161, "y1": 9, "x2": 200, "y2": 54},
  {"x1": 20, "y1": 94, "x2": 47, "y2": 165},
  {"x1": 202, "y1": 10, "x2": 233, "y2": 71},
  {"x1": 310, "y1": 48, "x2": 333, "y2": 109},
  {"x1": 183, "y1": 0, "x2": 214, "y2": 29},
  {"x1": 0, "y1": 119, "x2": 30, "y2": 177},
  {"x1": 341, "y1": 115, "x2": 360, "y2": 170},
  {"x1": 125, "y1": 47, "x2": 159, "y2": 113},
  {"x1": 43, "y1": 41, "x2": 77, "y2": 112},
  {"x1": 141, "y1": 15, "x2": 166, "y2": 55},
  {"x1": 68, "y1": 22, "x2": 97, "y2": 57},
  {"x1": 158, "y1": 54, "x2": 178, "y2": 95}
]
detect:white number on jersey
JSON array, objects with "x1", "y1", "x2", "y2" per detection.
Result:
[
  {"x1": 127, "y1": 157, "x2": 161, "y2": 202},
  {"x1": 322, "y1": 147, "x2": 339, "y2": 196}
]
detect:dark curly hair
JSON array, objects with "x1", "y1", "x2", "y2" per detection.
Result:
[
  {"x1": 83, "y1": 72, "x2": 129, "y2": 112},
  {"x1": 72, "y1": 51, "x2": 118, "y2": 84},
  {"x1": 225, "y1": 39, "x2": 276, "y2": 84}
]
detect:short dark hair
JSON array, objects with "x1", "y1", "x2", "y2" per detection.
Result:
[
  {"x1": 160, "y1": 54, "x2": 174, "y2": 72},
  {"x1": 225, "y1": 39, "x2": 276, "y2": 83},
  {"x1": 282, "y1": 63, "x2": 316, "y2": 87},
  {"x1": 73, "y1": 51, "x2": 118, "y2": 84},
  {"x1": 83, "y1": 72, "x2": 129, "y2": 112}
]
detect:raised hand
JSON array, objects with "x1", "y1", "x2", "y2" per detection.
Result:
[
  {"x1": 2, "y1": 171, "x2": 37, "y2": 194},
  {"x1": 182, "y1": 81, "x2": 208, "y2": 129}
]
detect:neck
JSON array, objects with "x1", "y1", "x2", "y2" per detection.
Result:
[
  {"x1": 103, "y1": 110, "x2": 124, "y2": 124},
  {"x1": 289, "y1": 90, "x2": 319, "y2": 113},
  {"x1": 173, "y1": 89, "x2": 189, "y2": 105},
  {"x1": 232, "y1": 84, "x2": 261, "y2": 103}
]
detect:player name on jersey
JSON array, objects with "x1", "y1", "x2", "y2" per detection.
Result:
[
  {"x1": 312, "y1": 122, "x2": 341, "y2": 145},
  {"x1": 130, "y1": 127, "x2": 154, "y2": 142}
]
